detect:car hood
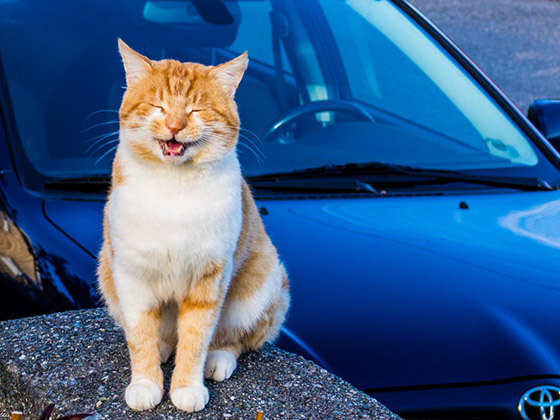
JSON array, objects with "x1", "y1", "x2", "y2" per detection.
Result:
[
  {"x1": 44, "y1": 190, "x2": 560, "y2": 391},
  {"x1": 262, "y1": 190, "x2": 560, "y2": 391}
]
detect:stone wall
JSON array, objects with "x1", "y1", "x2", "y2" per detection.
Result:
[{"x1": 0, "y1": 308, "x2": 400, "y2": 419}]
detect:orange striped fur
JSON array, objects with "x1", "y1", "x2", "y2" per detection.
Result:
[{"x1": 97, "y1": 40, "x2": 290, "y2": 413}]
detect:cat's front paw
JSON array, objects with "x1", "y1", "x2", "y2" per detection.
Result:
[
  {"x1": 171, "y1": 386, "x2": 209, "y2": 412},
  {"x1": 205, "y1": 350, "x2": 237, "y2": 381},
  {"x1": 125, "y1": 380, "x2": 163, "y2": 411}
]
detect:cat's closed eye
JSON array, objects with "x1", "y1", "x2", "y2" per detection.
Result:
[{"x1": 149, "y1": 103, "x2": 165, "y2": 112}]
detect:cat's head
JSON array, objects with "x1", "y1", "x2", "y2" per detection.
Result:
[{"x1": 117, "y1": 39, "x2": 248, "y2": 166}]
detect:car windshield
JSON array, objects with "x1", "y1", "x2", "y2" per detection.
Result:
[{"x1": 0, "y1": 0, "x2": 558, "y2": 189}]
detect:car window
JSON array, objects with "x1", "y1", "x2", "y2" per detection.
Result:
[
  {"x1": 319, "y1": 0, "x2": 537, "y2": 167},
  {"x1": 229, "y1": 1, "x2": 291, "y2": 73},
  {"x1": 0, "y1": 0, "x2": 558, "y2": 192}
]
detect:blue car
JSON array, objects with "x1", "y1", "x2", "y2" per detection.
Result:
[{"x1": 1, "y1": 0, "x2": 560, "y2": 418}]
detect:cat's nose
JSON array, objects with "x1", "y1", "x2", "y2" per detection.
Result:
[{"x1": 166, "y1": 118, "x2": 185, "y2": 136}]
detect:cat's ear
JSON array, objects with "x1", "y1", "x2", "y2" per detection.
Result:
[
  {"x1": 210, "y1": 52, "x2": 248, "y2": 97},
  {"x1": 118, "y1": 39, "x2": 153, "y2": 86}
]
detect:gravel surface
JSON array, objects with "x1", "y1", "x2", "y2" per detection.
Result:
[
  {"x1": 408, "y1": 0, "x2": 560, "y2": 113},
  {"x1": 0, "y1": 308, "x2": 400, "y2": 420}
]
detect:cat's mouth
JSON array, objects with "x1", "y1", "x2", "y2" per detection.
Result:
[{"x1": 157, "y1": 139, "x2": 200, "y2": 157}]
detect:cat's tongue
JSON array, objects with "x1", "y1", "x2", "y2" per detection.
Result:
[
  {"x1": 158, "y1": 138, "x2": 186, "y2": 157},
  {"x1": 166, "y1": 139, "x2": 183, "y2": 152}
]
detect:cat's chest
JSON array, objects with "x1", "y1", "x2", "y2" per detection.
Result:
[{"x1": 109, "y1": 160, "x2": 242, "y2": 259}]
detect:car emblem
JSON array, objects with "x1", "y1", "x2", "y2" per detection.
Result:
[{"x1": 518, "y1": 386, "x2": 560, "y2": 420}]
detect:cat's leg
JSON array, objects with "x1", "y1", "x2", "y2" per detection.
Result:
[
  {"x1": 159, "y1": 302, "x2": 177, "y2": 364},
  {"x1": 122, "y1": 308, "x2": 164, "y2": 410},
  {"x1": 240, "y1": 268, "x2": 290, "y2": 350},
  {"x1": 241, "y1": 281, "x2": 290, "y2": 348},
  {"x1": 123, "y1": 311, "x2": 164, "y2": 410},
  {"x1": 114, "y1": 269, "x2": 164, "y2": 411},
  {"x1": 207, "y1": 262, "x2": 290, "y2": 382},
  {"x1": 170, "y1": 261, "x2": 230, "y2": 413}
]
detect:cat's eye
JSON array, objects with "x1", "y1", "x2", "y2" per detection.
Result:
[
  {"x1": 187, "y1": 108, "x2": 204, "y2": 115},
  {"x1": 149, "y1": 104, "x2": 165, "y2": 113}
]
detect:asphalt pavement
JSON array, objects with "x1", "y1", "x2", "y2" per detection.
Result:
[{"x1": 408, "y1": 0, "x2": 560, "y2": 113}]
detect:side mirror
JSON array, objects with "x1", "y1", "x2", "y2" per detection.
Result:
[{"x1": 527, "y1": 99, "x2": 560, "y2": 151}]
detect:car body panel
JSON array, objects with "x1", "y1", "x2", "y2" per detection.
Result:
[
  {"x1": 42, "y1": 189, "x2": 560, "y2": 393},
  {"x1": 377, "y1": 378, "x2": 560, "y2": 419},
  {"x1": 0, "y1": 129, "x2": 98, "y2": 316}
]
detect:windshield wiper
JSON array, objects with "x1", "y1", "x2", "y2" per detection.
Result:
[
  {"x1": 44, "y1": 163, "x2": 556, "y2": 194},
  {"x1": 44, "y1": 173, "x2": 378, "y2": 195},
  {"x1": 44, "y1": 175, "x2": 111, "y2": 193},
  {"x1": 250, "y1": 178, "x2": 378, "y2": 194},
  {"x1": 247, "y1": 162, "x2": 557, "y2": 192}
]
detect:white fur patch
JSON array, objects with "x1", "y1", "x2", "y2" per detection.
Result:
[
  {"x1": 220, "y1": 262, "x2": 283, "y2": 332},
  {"x1": 109, "y1": 148, "x2": 242, "y2": 320}
]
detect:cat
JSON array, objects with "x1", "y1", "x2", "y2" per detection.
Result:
[{"x1": 97, "y1": 39, "x2": 290, "y2": 413}]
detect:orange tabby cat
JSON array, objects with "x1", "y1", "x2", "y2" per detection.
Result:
[{"x1": 97, "y1": 40, "x2": 290, "y2": 412}]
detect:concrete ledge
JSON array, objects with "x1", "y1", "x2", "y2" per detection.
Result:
[{"x1": 0, "y1": 308, "x2": 400, "y2": 419}]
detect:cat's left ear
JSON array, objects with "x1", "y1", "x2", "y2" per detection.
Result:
[
  {"x1": 118, "y1": 39, "x2": 153, "y2": 86},
  {"x1": 210, "y1": 52, "x2": 248, "y2": 98}
]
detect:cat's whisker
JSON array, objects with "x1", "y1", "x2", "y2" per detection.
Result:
[
  {"x1": 238, "y1": 133, "x2": 266, "y2": 159},
  {"x1": 86, "y1": 140, "x2": 118, "y2": 159},
  {"x1": 219, "y1": 130, "x2": 267, "y2": 162},
  {"x1": 85, "y1": 130, "x2": 120, "y2": 147},
  {"x1": 88, "y1": 138, "x2": 120, "y2": 157},
  {"x1": 223, "y1": 125, "x2": 264, "y2": 147},
  {"x1": 81, "y1": 120, "x2": 121, "y2": 134},
  {"x1": 206, "y1": 131, "x2": 265, "y2": 164},
  {"x1": 239, "y1": 127, "x2": 264, "y2": 147},
  {"x1": 238, "y1": 140, "x2": 264, "y2": 165},
  {"x1": 235, "y1": 139, "x2": 265, "y2": 160},
  {"x1": 82, "y1": 112, "x2": 142, "y2": 132},
  {"x1": 85, "y1": 109, "x2": 119, "y2": 120},
  {"x1": 95, "y1": 145, "x2": 119, "y2": 165}
]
